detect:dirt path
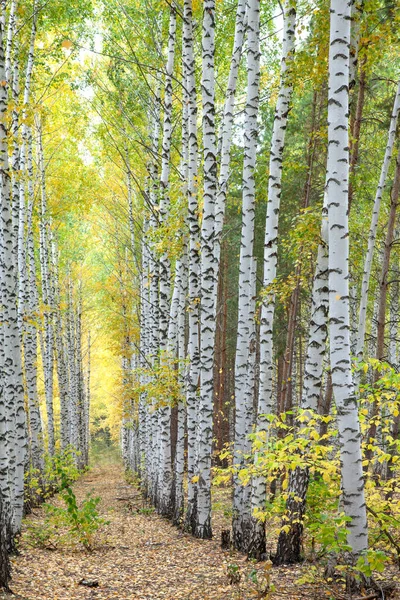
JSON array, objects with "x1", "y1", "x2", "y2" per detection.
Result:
[{"x1": 7, "y1": 462, "x2": 400, "y2": 600}]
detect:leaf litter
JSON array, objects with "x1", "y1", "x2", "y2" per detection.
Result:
[{"x1": 4, "y1": 463, "x2": 400, "y2": 600}]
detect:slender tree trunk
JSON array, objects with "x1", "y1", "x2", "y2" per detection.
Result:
[
  {"x1": 0, "y1": 10, "x2": 13, "y2": 546},
  {"x1": 248, "y1": 0, "x2": 296, "y2": 560},
  {"x1": 67, "y1": 280, "x2": 78, "y2": 455},
  {"x1": 52, "y1": 240, "x2": 69, "y2": 450},
  {"x1": 327, "y1": 0, "x2": 367, "y2": 556},
  {"x1": 195, "y1": 0, "x2": 218, "y2": 540},
  {"x1": 139, "y1": 223, "x2": 151, "y2": 493},
  {"x1": 75, "y1": 292, "x2": 86, "y2": 469},
  {"x1": 148, "y1": 95, "x2": 161, "y2": 506},
  {"x1": 348, "y1": 61, "x2": 366, "y2": 212},
  {"x1": 172, "y1": 69, "x2": 190, "y2": 525},
  {"x1": 214, "y1": 0, "x2": 247, "y2": 269},
  {"x1": 274, "y1": 233, "x2": 329, "y2": 564},
  {"x1": 232, "y1": 0, "x2": 260, "y2": 553},
  {"x1": 280, "y1": 92, "x2": 319, "y2": 414},
  {"x1": 36, "y1": 118, "x2": 56, "y2": 457},
  {"x1": 25, "y1": 180, "x2": 45, "y2": 478},
  {"x1": 0, "y1": 10, "x2": 26, "y2": 535},
  {"x1": 183, "y1": 0, "x2": 201, "y2": 534},
  {"x1": 158, "y1": 6, "x2": 177, "y2": 518},
  {"x1": 355, "y1": 80, "x2": 400, "y2": 367},
  {"x1": 167, "y1": 248, "x2": 188, "y2": 524},
  {"x1": 365, "y1": 147, "x2": 400, "y2": 463},
  {"x1": 174, "y1": 259, "x2": 188, "y2": 526},
  {"x1": 85, "y1": 331, "x2": 91, "y2": 466}
]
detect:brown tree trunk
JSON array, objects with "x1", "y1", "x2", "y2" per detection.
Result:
[
  {"x1": 280, "y1": 284, "x2": 299, "y2": 425},
  {"x1": 386, "y1": 411, "x2": 400, "y2": 497},
  {"x1": 348, "y1": 60, "x2": 366, "y2": 212},
  {"x1": 365, "y1": 146, "x2": 400, "y2": 464},
  {"x1": 273, "y1": 466, "x2": 310, "y2": 565}
]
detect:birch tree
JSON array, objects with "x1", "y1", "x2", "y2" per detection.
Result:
[
  {"x1": 248, "y1": 0, "x2": 296, "y2": 560},
  {"x1": 183, "y1": 0, "x2": 201, "y2": 534},
  {"x1": 326, "y1": 0, "x2": 368, "y2": 556},
  {"x1": 232, "y1": 0, "x2": 260, "y2": 553},
  {"x1": 157, "y1": 6, "x2": 177, "y2": 518},
  {"x1": 36, "y1": 118, "x2": 56, "y2": 457},
  {"x1": 214, "y1": 0, "x2": 247, "y2": 269},
  {"x1": 196, "y1": 0, "x2": 217, "y2": 540},
  {"x1": 0, "y1": 4, "x2": 26, "y2": 535}
]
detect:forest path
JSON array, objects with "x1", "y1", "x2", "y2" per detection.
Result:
[
  {"x1": 10, "y1": 461, "x2": 238, "y2": 600},
  {"x1": 7, "y1": 461, "x2": 354, "y2": 600}
]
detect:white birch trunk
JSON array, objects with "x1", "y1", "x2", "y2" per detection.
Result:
[
  {"x1": 158, "y1": 7, "x2": 177, "y2": 518},
  {"x1": 248, "y1": 0, "x2": 296, "y2": 559},
  {"x1": 0, "y1": 7, "x2": 13, "y2": 543},
  {"x1": 85, "y1": 331, "x2": 91, "y2": 465},
  {"x1": 67, "y1": 280, "x2": 79, "y2": 455},
  {"x1": 0, "y1": 11, "x2": 26, "y2": 535},
  {"x1": 36, "y1": 118, "x2": 56, "y2": 457},
  {"x1": 52, "y1": 240, "x2": 69, "y2": 450},
  {"x1": 232, "y1": 0, "x2": 260, "y2": 553},
  {"x1": 17, "y1": 1, "x2": 36, "y2": 334},
  {"x1": 148, "y1": 95, "x2": 161, "y2": 505},
  {"x1": 139, "y1": 223, "x2": 150, "y2": 491},
  {"x1": 183, "y1": 0, "x2": 201, "y2": 534},
  {"x1": 195, "y1": 0, "x2": 218, "y2": 540},
  {"x1": 326, "y1": 0, "x2": 368, "y2": 556},
  {"x1": 389, "y1": 222, "x2": 400, "y2": 368},
  {"x1": 75, "y1": 292, "x2": 86, "y2": 469},
  {"x1": 174, "y1": 257, "x2": 188, "y2": 526},
  {"x1": 166, "y1": 249, "x2": 187, "y2": 523},
  {"x1": 25, "y1": 174, "x2": 45, "y2": 477},
  {"x1": 4, "y1": 0, "x2": 16, "y2": 84},
  {"x1": 171, "y1": 75, "x2": 190, "y2": 525},
  {"x1": 214, "y1": 0, "x2": 247, "y2": 269}
]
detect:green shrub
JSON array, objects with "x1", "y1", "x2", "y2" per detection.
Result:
[{"x1": 25, "y1": 459, "x2": 108, "y2": 552}]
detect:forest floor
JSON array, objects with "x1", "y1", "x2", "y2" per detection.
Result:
[{"x1": 3, "y1": 458, "x2": 400, "y2": 600}]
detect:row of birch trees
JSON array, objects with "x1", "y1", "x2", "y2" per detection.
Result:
[
  {"x1": 89, "y1": 0, "x2": 400, "y2": 573},
  {"x1": 0, "y1": 0, "x2": 93, "y2": 588}
]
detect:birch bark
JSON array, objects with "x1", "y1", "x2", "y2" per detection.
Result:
[
  {"x1": 183, "y1": 0, "x2": 201, "y2": 534},
  {"x1": 214, "y1": 0, "x2": 247, "y2": 269},
  {"x1": 25, "y1": 175, "x2": 45, "y2": 477},
  {"x1": 326, "y1": 0, "x2": 368, "y2": 555},
  {"x1": 36, "y1": 118, "x2": 56, "y2": 457},
  {"x1": 0, "y1": 9, "x2": 26, "y2": 534},
  {"x1": 158, "y1": 7, "x2": 177, "y2": 518},
  {"x1": 196, "y1": 0, "x2": 218, "y2": 540},
  {"x1": 148, "y1": 97, "x2": 161, "y2": 505},
  {"x1": 248, "y1": 0, "x2": 296, "y2": 559},
  {"x1": 232, "y1": 0, "x2": 260, "y2": 553},
  {"x1": 18, "y1": 1, "x2": 36, "y2": 334}
]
